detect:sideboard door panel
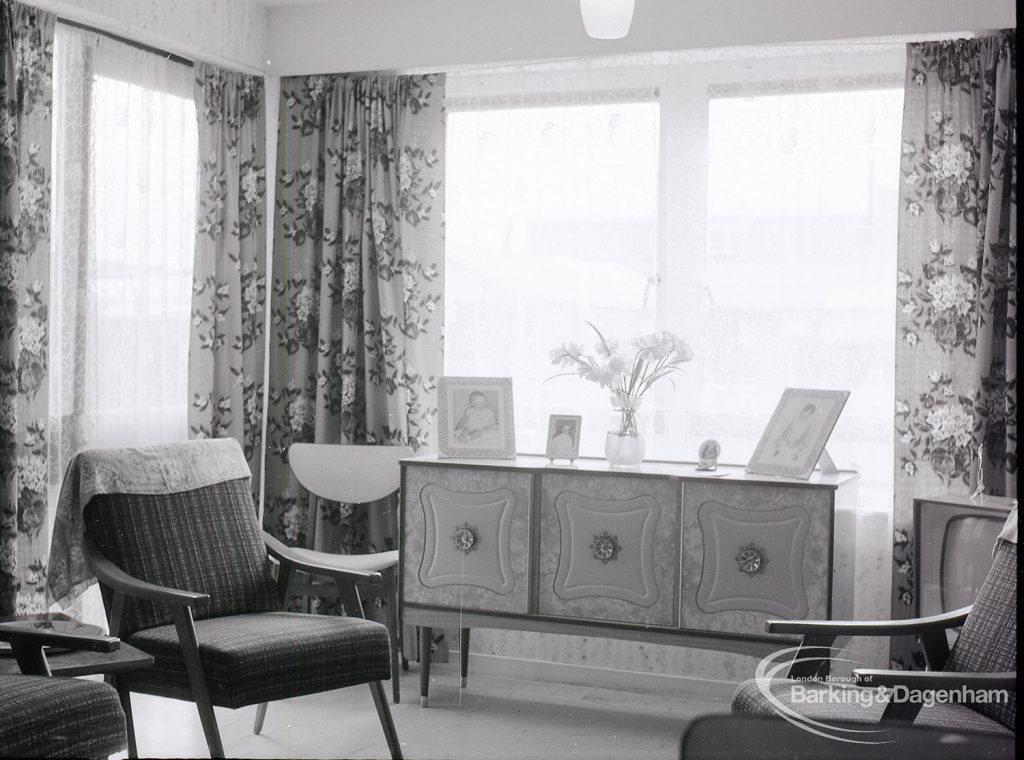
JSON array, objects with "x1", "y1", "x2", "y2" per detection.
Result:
[
  {"x1": 538, "y1": 473, "x2": 678, "y2": 626},
  {"x1": 694, "y1": 502, "x2": 810, "y2": 618},
  {"x1": 403, "y1": 466, "x2": 531, "y2": 614},
  {"x1": 680, "y1": 481, "x2": 832, "y2": 636}
]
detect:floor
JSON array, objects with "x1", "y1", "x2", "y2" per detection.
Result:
[{"x1": 119, "y1": 663, "x2": 732, "y2": 759}]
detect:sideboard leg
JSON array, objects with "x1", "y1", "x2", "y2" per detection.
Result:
[
  {"x1": 419, "y1": 626, "x2": 433, "y2": 707},
  {"x1": 460, "y1": 628, "x2": 470, "y2": 688}
]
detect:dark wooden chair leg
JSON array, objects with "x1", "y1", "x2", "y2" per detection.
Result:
[
  {"x1": 112, "y1": 676, "x2": 138, "y2": 759},
  {"x1": 418, "y1": 625, "x2": 432, "y2": 708},
  {"x1": 253, "y1": 702, "x2": 268, "y2": 735},
  {"x1": 382, "y1": 568, "x2": 401, "y2": 703},
  {"x1": 369, "y1": 680, "x2": 403, "y2": 760},
  {"x1": 460, "y1": 628, "x2": 470, "y2": 689},
  {"x1": 171, "y1": 606, "x2": 225, "y2": 758}
]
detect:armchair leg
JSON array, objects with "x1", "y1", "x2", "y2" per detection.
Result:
[
  {"x1": 369, "y1": 681, "x2": 403, "y2": 760},
  {"x1": 112, "y1": 676, "x2": 138, "y2": 759},
  {"x1": 382, "y1": 568, "x2": 401, "y2": 703},
  {"x1": 253, "y1": 702, "x2": 268, "y2": 735},
  {"x1": 171, "y1": 606, "x2": 225, "y2": 758}
]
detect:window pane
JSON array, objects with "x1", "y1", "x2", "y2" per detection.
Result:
[
  {"x1": 698, "y1": 88, "x2": 904, "y2": 509},
  {"x1": 445, "y1": 102, "x2": 661, "y2": 456}
]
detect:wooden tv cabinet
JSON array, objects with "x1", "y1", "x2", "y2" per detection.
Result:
[{"x1": 399, "y1": 455, "x2": 858, "y2": 706}]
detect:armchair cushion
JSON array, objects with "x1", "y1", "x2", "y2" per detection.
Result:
[
  {"x1": 84, "y1": 479, "x2": 280, "y2": 636},
  {"x1": 731, "y1": 678, "x2": 1013, "y2": 736},
  {"x1": 0, "y1": 674, "x2": 127, "y2": 759},
  {"x1": 944, "y1": 538, "x2": 1016, "y2": 729},
  {"x1": 124, "y1": 611, "x2": 391, "y2": 708}
]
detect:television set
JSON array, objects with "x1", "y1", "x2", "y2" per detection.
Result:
[{"x1": 913, "y1": 494, "x2": 1014, "y2": 618}]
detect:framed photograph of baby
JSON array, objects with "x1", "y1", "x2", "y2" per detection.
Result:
[
  {"x1": 746, "y1": 388, "x2": 850, "y2": 479},
  {"x1": 437, "y1": 377, "x2": 516, "y2": 459},
  {"x1": 545, "y1": 415, "x2": 582, "y2": 463}
]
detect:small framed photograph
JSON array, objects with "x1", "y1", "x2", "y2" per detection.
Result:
[
  {"x1": 437, "y1": 377, "x2": 516, "y2": 459},
  {"x1": 545, "y1": 415, "x2": 582, "y2": 462},
  {"x1": 697, "y1": 438, "x2": 721, "y2": 471},
  {"x1": 746, "y1": 388, "x2": 850, "y2": 479}
]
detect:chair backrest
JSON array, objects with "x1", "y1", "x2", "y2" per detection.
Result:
[
  {"x1": 288, "y1": 443, "x2": 412, "y2": 503},
  {"x1": 84, "y1": 478, "x2": 279, "y2": 637},
  {"x1": 945, "y1": 536, "x2": 1016, "y2": 729}
]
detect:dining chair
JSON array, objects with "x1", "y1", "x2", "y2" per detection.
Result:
[{"x1": 285, "y1": 442, "x2": 412, "y2": 705}]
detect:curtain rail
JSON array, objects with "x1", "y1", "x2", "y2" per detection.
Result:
[{"x1": 57, "y1": 17, "x2": 194, "y2": 67}]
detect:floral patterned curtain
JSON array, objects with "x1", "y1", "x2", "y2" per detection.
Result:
[
  {"x1": 265, "y1": 73, "x2": 444, "y2": 578},
  {"x1": 891, "y1": 33, "x2": 1016, "y2": 668},
  {"x1": 0, "y1": 1, "x2": 54, "y2": 616},
  {"x1": 189, "y1": 64, "x2": 267, "y2": 504}
]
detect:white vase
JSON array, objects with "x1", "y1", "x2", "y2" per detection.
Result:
[{"x1": 604, "y1": 394, "x2": 645, "y2": 466}]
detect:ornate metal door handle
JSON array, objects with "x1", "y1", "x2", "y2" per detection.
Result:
[
  {"x1": 453, "y1": 522, "x2": 479, "y2": 554},
  {"x1": 590, "y1": 531, "x2": 621, "y2": 564},
  {"x1": 736, "y1": 543, "x2": 768, "y2": 576}
]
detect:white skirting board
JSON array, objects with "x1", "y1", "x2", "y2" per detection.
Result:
[{"x1": 441, "y1": 650, "x2": 739, "y2": 703}]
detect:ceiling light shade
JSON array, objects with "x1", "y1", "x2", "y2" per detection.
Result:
[{"x1": 580, "y1": 0, "x2": 635, "y2": 40}]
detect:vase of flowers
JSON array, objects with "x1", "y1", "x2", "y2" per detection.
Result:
[{"x1": 550, "y1": 323, "x2": 694, "y2": 466}]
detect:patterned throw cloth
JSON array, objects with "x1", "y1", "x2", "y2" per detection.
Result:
[
  {"x1": 995, "y1": 504, "x2": 1017, "y2": 546},
  {"x1": 47, "y1": 438, "x2": 252, "y2": 610}
]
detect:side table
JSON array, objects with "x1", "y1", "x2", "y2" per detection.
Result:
[{"x1": 0, "y1": 613, "x2": 154, "y2": 758}]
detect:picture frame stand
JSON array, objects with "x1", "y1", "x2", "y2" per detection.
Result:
[
  {"x1": 815, "y1": 448, "x2": 839, "y2": 475},
  {"x1": 547, "y1": 456, "x2": 577, "y2": 465},
  {"x1": 746, "y1": 388, "x2": 850, "y2": 480}
]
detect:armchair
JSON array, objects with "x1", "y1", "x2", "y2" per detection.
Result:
[
  {"x1": 0, "y1": 621, "x2": 128, "y2": 759},
  {"x1": 75, "y1": 439, "x2": 402, "y2": 759},
  {"x1": 680, "y1": 715, "x2": 1014, "y2": 759},
  {"x1": 731, "y1": 526, "x2": 1016, "y2": 737}
]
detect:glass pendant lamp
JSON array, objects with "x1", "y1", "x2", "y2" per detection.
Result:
[{"x1": 579, "y1": 0, "x2": 635, "y2": 39}]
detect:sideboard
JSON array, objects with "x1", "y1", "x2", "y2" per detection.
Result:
[{"x1": 399, "y1": 455, "x2": 858, "y2": 706}]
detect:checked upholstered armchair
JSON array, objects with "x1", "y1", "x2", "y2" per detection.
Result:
[
  {"x1": 730, "y1": 508, "x2": 1017, "y2": 740},
  {"x1": 0, "y1": 622, "x2": 128, "y2": 759},
  {"x1": 69, "y1": 439, "x2": 401, "y2": 759}
]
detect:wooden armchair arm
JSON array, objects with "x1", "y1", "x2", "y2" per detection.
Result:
[
  {"x1": 0, "y1": 621, "x2": 120, "y2": 653},
  {"x1": 766, "y1": 606, "x2": 972, "y2": 636},
  {"x1": 84, "y1": 536, "x2": 210, "y2": 608},
  {"x1": 262, "y1": 531, "x2": 382, "y2": 617},
  {"x1": 262, "y1": 531, "x2": 383, "y2": 585},
  {"x1": 853, "y1": 669, "x2": 1017, "y2": 692},
  {"x1": 0, "y1": 619, "x2": 120, "y2": 676},
  {"x1": 853, "y1": 668, "x2": 1016, "y2": 724},
  {"x1": 769, "y1": 606, "x2": 972, "y2": 679}
]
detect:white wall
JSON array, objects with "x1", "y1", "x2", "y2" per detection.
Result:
[
  {"x1": 27, "y1": 0, "x2": 269, "y2": 73},
  {"x1": 266, "y1": 0, "x2": 1015, "y2": 75}
]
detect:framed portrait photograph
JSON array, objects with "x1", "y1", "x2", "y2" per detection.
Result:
[
  {"x1": 437, "y1": 377, "x2": 516, "y2": 459},
  {"x1": 545, "y1": 414, "x2": 582, "y2": 462},
  {"x1": 746, "y1": 388, "x2": 850, "y2": 479}
]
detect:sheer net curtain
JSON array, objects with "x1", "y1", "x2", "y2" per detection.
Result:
[
  {"x1": 446, "y1": 68, "x2": 661, "y2": 456},
  {"x1": 446, "y1": 56, "x2": 903, "y2": 497},
  {"x1": 49, "y1": 26, "x2": 197, "y2": 621}
]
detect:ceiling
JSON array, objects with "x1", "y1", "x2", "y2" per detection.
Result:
[{"x1": 253, "y1": 0, "x2": 343, "y2": 5}]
